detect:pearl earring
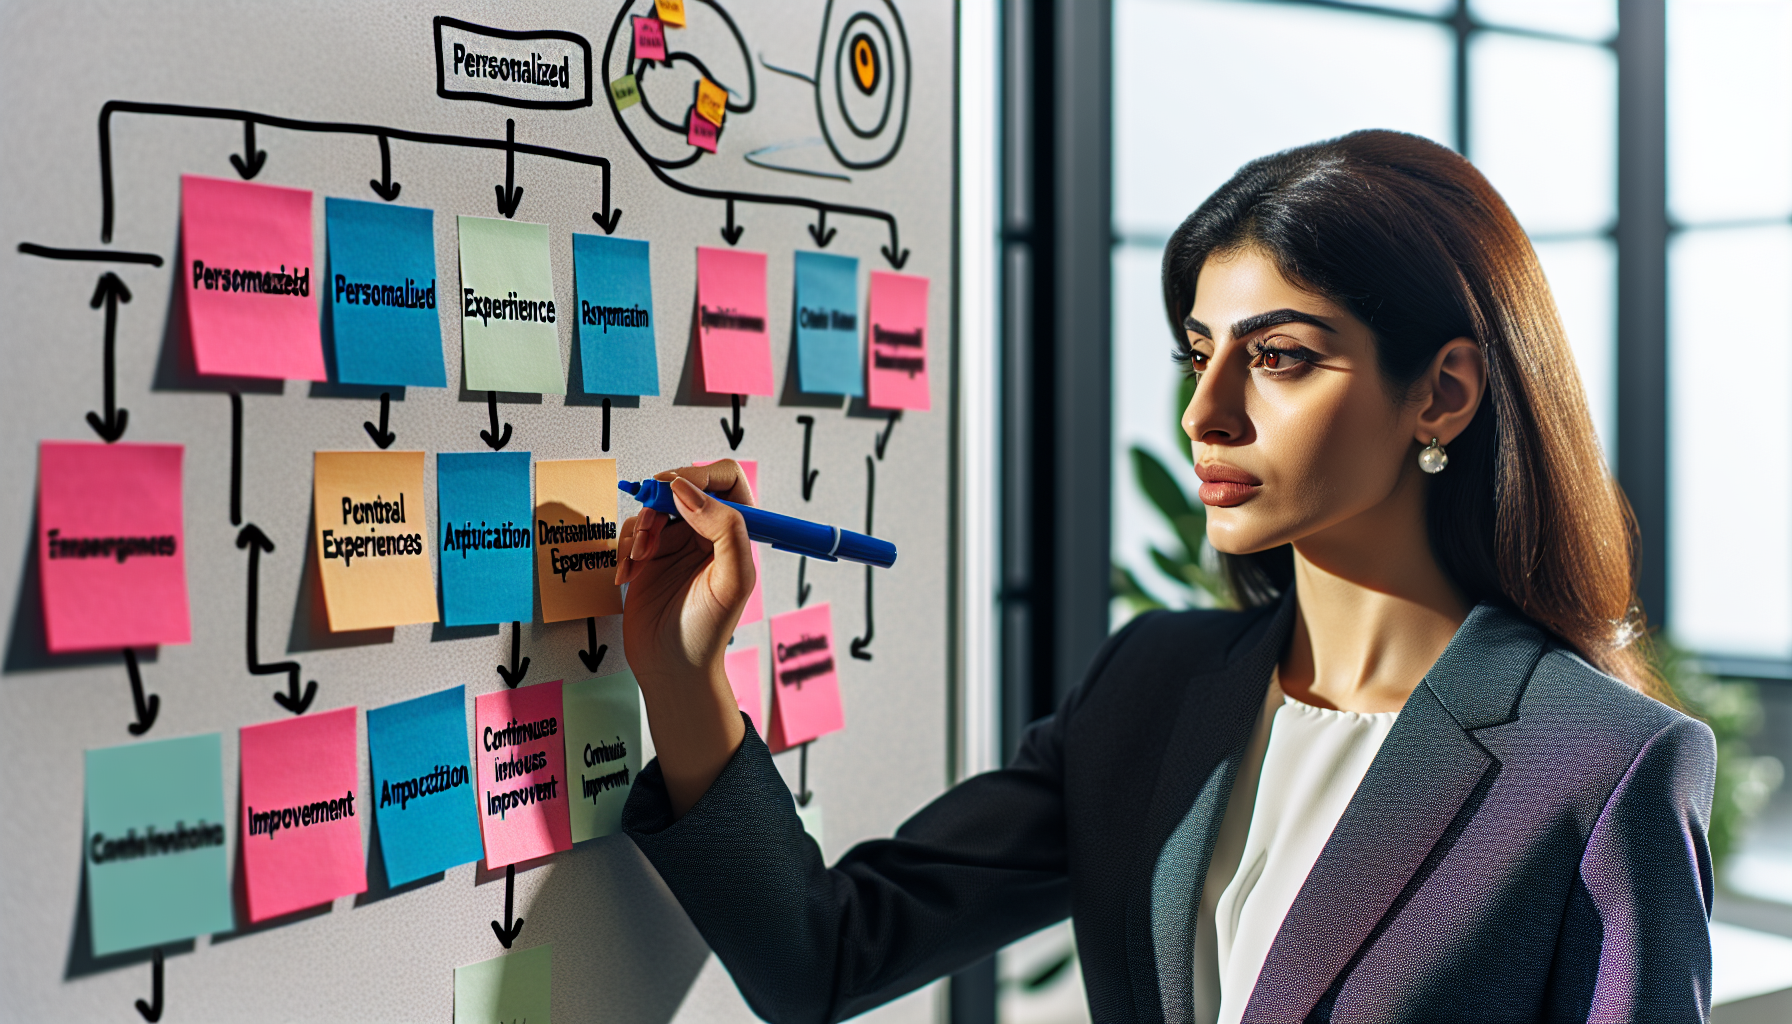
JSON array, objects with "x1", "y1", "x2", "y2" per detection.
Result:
[{"x1": 1418, "y1": 437, "x2": 1449, "y2": 474}]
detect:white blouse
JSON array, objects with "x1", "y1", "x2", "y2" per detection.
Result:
[{"x1": 1189, "y1": 674, "x2": 1400, "y2": 1024}]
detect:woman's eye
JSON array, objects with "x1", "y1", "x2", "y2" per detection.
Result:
[{"x1": 1249, "y1": 345, "x2": 1308, "y2": 373}]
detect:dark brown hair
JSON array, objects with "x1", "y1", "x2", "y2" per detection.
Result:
[{"x1": 1162, "y1": 129, "x2": 1662, "y2": 698}]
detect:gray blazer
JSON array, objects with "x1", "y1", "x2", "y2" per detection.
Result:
[{"x1": 624, "y1": 597, "x2": 1718, "y2": 1023}]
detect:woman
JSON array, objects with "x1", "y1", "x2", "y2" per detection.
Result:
[{"x1": 614, "y1": 131, "x2": 1716, "y2": 1023}]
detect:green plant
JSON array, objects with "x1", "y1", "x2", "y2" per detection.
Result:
[{"x1": 1656, "y1": 644, "x2": 1784, "y2": 873}]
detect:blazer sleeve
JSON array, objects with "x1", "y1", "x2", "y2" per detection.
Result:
[
  {"x1": 621, "y1": 613, "x2": 1154, "y2": 1024},
  {"x1": 1552, "y1": 714, "x2": 1717, "y2": 1024}
]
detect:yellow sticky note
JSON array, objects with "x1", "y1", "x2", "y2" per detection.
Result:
[
  {"x1": 313, "y1": 451, "x2": 438, "y2": 631},
  {"x1": 695, "y1": 78, "x2": 727, "y2": 127},
  {"x1": 534, "y1": 459, "x2": 622, "y2": 622},
  {"x1": 654, "y1": 0, "x2": 685, "y2": 27}
]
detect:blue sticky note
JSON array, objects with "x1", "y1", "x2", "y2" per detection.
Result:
[
  {"x1": 438, "y1": 451, "x2": 535, "y2": 626},
  {"x1": 572, "y1": 233, "x2": 660, "y2": 396},
  {"x1": 794, "y1": 251, "x2": 862, "y2": 396},
  {"x1": 366, "y1": 686, "x2": 484, "y2": 886},
  {"x1": 84, "y1": 734, "x2": 234, "y2": 955},
  {"x1": 326, "y1": 198, "x2": 447, "y2": 387}
]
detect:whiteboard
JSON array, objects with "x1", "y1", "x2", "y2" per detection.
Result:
[{"x1": 0, "y1": 0, "x2": 958, "y2": 1020}]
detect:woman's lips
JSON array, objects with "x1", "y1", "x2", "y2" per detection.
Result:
[{"x1": 1196, "y1": 463, "x2": 1261, "y2": 507}]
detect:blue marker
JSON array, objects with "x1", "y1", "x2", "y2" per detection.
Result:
[{"x1": 619, "y1": 479, "x2": 897, "y2": 568}]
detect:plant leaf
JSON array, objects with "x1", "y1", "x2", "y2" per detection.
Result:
[{"x1": 1133, "y1": 446, "x2": 1195, "y2": 526}]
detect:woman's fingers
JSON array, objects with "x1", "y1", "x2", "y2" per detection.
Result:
[
  {"x1": 655, "y1": 461, "x2": 756, "y2": 507},
  {"x1": 670, "y1": 477, "x2": 755, "y2": 601}
]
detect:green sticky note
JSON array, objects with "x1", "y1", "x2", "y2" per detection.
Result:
[
  {"x1": 562, "y1": 671, "x2": 642, "y2": 842},
  {"x1": 84, "y1": 734, "x2": 234, "y2": 955},
  {"x1": 455, "y1": 943, "x2": 552, "y2": 1024},
  {"x1": 457, "y1": 216, "x2": 565, "y2": 394},
  {"x1": 610, "y1": 74, "x2": 641, "y2": 110}
]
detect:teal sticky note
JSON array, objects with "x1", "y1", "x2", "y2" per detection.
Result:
[
  {"x1": 795, "y1": 251, "x2": 862, "y2": 396},
  {"x1": 438, "y1": 451, "x2": 534, "y2": 626},
  {"x1": 84, "y1": 734, "x2": 233, "y2": 955},
  {"x1": 367, "y1": 685, "x2": 484, "y2": 886},
  {"x1": 325, "y1": 198, "x2": 447, "y2": 387},
  {"x1": 572, "y1": 233, "x2": 660, "y2": 396}
]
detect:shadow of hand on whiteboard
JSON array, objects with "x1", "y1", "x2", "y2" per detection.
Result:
[
  {"x1": 285, "y1": 505, "x2": 394, "y2": 653},
  {"x1": 514, "y1": 836, "x2": 713, "y2": 1023}
]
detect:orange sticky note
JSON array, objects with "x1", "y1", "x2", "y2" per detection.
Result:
[
  {"x1": 695, "y1": 78, "x2": 727, "y2": 126},
  {"x1": 312, "y1": 451, "x2": 437, "y2": 631},
  {"x1": 180, "y1": 175, "x2": 325, "y2": 381},
  {"x1": 239, "y1": 707, "x2": 366, "y2": 922},
  {"x1": 534, "y1": 459, "x2": 622, "y2": 622},
  {"x1": 475, "y1": 681, "x2": 573, "y2": 868},
  {"x1": 696, "y1": 247, "x2": 773, "y2": 395},
  {"x1": 687, "y1": 112, "x2": 718, "y2": 153},
  {"x1": 766, "y1": 604, "x2": 845, "y2": 752},
  {"x1": 725, "y1": 647, "x2": 764, "y2": 736},
  {"x1": 654, "y1": 0, "x2": 685, "y2": 27},
  {"x1": 867, "y1": 271, "x2": 931, "y2": 411},
  {"x1": 696, "y1": 458, "x2": 763, "y2": 624},
  {"x1": 37, "y1": 441, "x2": 190, "y2": 653}
]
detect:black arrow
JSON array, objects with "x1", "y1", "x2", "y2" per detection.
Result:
[
  {"x1": 720, "y1": 198, "x2": 744, "y2": 245},
  {"x1": 124, "y1": 648, "x2": 159, "y2": 736},
  {"x1": 229, "y1": 120, "x2": 267, "y2": 179},
  {"x1": 85, "y1": 272, "x2": 132, "y2": 442},
  {"x1": 480, "y1": 391, "x2": 512, "y2": 450},
  {"x1": 491, "y1": 864, "x2": 525, "y2": 948},
  {"x1": 796, "y1": 742, "x2": 813, "y2": 806},
  {"x1": 601, "y1": 398, "x2": 611, "y2": 452},
  {"x1": 850, "y1": 457, "x2": 875, "y2": 661},
  {"x1": 495, "y1": 119, "x2": 524, "y2": 218},
  {"x1": 592, "y1": 163, "x2": 622, "y2": 233},
  {"x1": 363, "y1": 391, "x2": 396, "y2": 448},
  {"x1": 807, "y1": 210, "x2": 836, "y2": 248},
  {"x1": 228, "y1": 392, "x2": 244, "y2": 527},
  {"x1": 135, "y1": 948, "x2": 163, "y2": 1022},
  {"x1": 579, "y1": 618, "x2": 609, "y2": 674},
  {"x1": 874, "y1": 410, "x2": 900, "y2": 460},
  {"x1": 796, "y1": 556, "x2": 812, "y2": 608},
  {"x1": 880, "y1": 221, "x2": 909, "y2": 270},
  {"x1": 720, "y1": 394, "x2": 745, "y2": 450},
  {"x1": 796, "y1": 415, "x2": 820, "y2": 499},
  {"x1": 237, "y1": 524, "x2": 317, "y2": 715},
  {"x1": 497, "y1": 621, "x2": 530, "y2": 688},
  {"x1": 369, "y1": 134, "x2": 402, "y2": 201}
]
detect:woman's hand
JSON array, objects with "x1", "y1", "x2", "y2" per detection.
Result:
[{"x1": 616, "y1": 462, "x2": 754, "y2": 816}]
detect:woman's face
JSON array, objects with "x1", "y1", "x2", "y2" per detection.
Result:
[{"x1": 1180, "y1": 247, "x2": 1425, "y2": 556}]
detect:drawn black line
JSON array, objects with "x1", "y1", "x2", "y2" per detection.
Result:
[
  {"x1": 850, "y1": 455, "x2": 875, "y2": 660},
  {"x1": 124, "y1": 648, "x2": 159, "y2": 736},
  {"x1": 236, "y1": 524, "x2": 317, "y2": 714},
  {"x1": 720, "y1": 394, "x2": 745, "y2": 450},
  {"x1": 364, "y1": 392, "x2": 396, "y2": 449},
  {"x1": 134, "y1": 948, "x2": 163, "y2": 1022},
  {"x1": 480, "y1": 391, "x2": 513, "y2": 450},
  {"x1": 228, "y1": 392, "x2": 243, "y2": 527},
  {"x1": 16, "y1": 242, "x2": 162, "y2": 266},
  {"x1": 86, "y1": 271, "x2": 131, "y2": 442},
  {"x1": 497, "y1": 621, "x2": 530, "y2": 688},
  {"x1": 490, "y1": 863, "x2": 525, "y2": 947}
]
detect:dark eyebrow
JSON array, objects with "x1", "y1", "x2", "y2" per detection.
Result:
[
  {"x1": 1230, "y1": 308, "x2": 1337, "y2": 339},
  {"x1": 1182, "y1": 315, "x2": 1210, "y2": 337}
]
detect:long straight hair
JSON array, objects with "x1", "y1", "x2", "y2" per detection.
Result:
[{"x1": 1162, "y1": 130, "x2": 1661, "y2": 698}]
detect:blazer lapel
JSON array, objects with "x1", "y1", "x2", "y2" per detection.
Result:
[
  {"x1": 1240, "y1": 604, "x2": 1546, "y2": 1023},
  {"x1": 1126, "y1": 594, "x2": 1295, "y2": 1023}
]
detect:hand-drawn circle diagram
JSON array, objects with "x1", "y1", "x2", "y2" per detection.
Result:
[
  {"x1": 604, "y1": 0, "x2": 909, "y2": 175},
  {"x1": 816, "y1": 0, "x2": 911, "y2": 170}
]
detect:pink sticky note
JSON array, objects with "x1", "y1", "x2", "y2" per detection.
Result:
[
  {"x1": 725, "y1": 647, "x2": 764, "y2": 736},
  {"x1": 687, "y1": 112, "x2": 719, "y2": 153},
  {"x1": 239, "y1": 707, "x2": 366, "y2": 922},
  {"x1": 475, "y1": 681, "x2": 573, "y2": 868},
  {"x1": 696, "y1": 247, "x2": 771, "y2": 395},
  {"x1": 766, "y1": 604, "x2": 845, "y2": 753},
  {"x1": 866, "y1": 271, "x2": 931, "y2": 411},
  {"x1": 633, "y1": 15, "x2": 666, "y2": 61},
  {"x1": 697, "y1": 458, "x2": 764, "y2": 624},
  {"x1": 37, "y1": 442, "x2": 190, "y2": 653},
  {"x1": 180, "y1": 175, "x2": 325, "y2": 381}
]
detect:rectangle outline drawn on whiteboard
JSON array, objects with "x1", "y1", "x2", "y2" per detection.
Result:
[{"x1": 433, "y1": 16, "x2": 594, "y2": 110}]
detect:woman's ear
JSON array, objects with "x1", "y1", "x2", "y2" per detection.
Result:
[{"x1": 1414, "y1": 337, "x2": 1486, "y2": 446}]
